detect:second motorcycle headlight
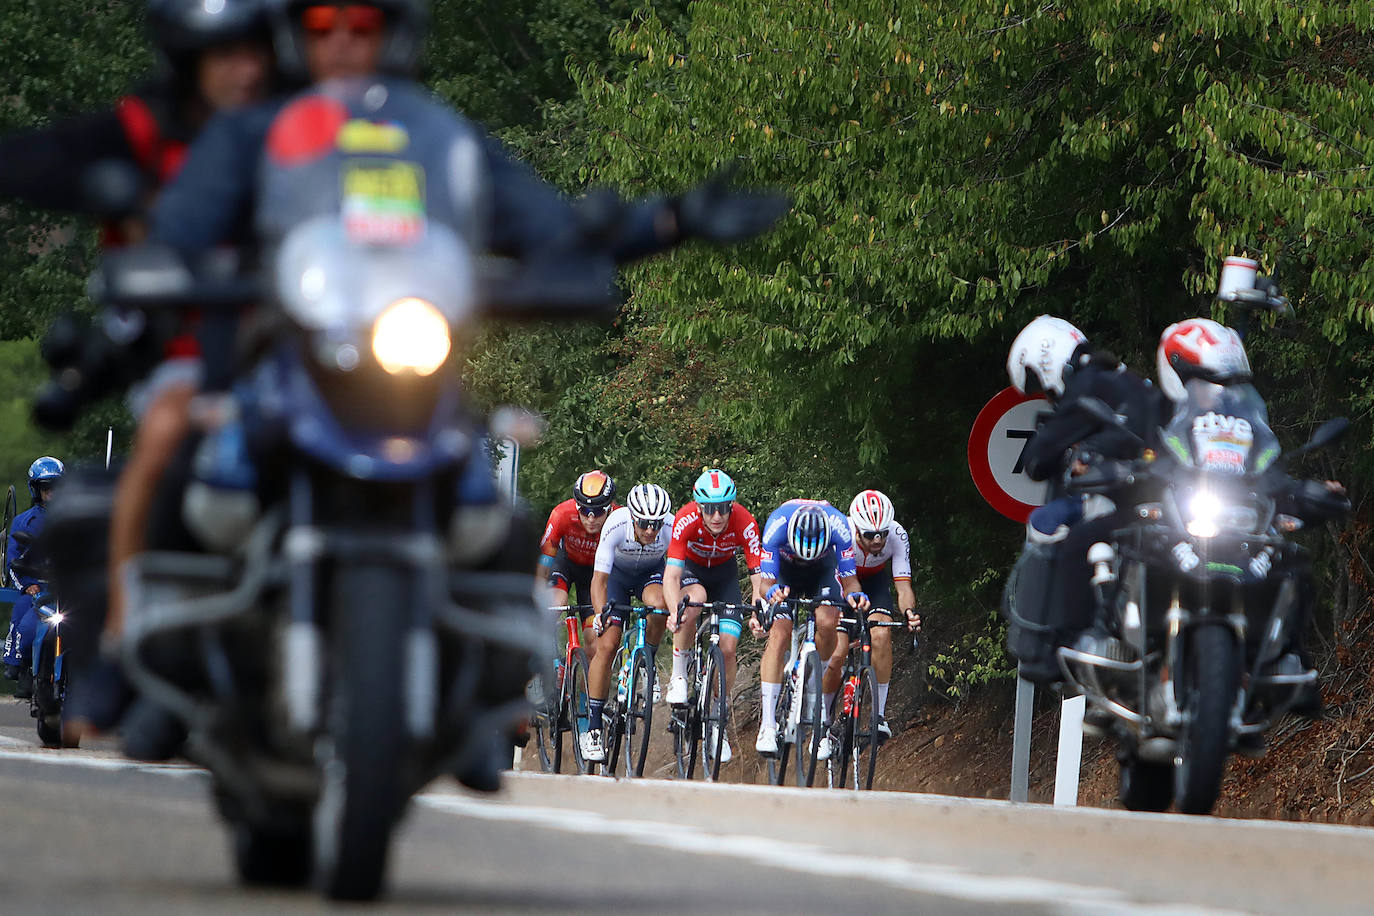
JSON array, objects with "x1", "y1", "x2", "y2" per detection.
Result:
[{"x1": 371, "y1": 298, "x2": 451, "y2": 376}]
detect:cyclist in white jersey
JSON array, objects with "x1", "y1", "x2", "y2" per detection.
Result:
[
  {"x1": 841, "y1": 489, "x2": 921, "y2": 739},
  {"x1": 580, "y1": 484, "x2": 674, "y2": 762}
]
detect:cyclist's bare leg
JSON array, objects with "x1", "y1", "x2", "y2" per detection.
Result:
[
  {"x1": 719, "y1": 631, "x2": 739, "y2": 697},
  {"x1": 641, "y1": 582, "x2": 667, "y2": 649},
  {"x1": 814, "y1": 603, "x2": 842, "y2": 694},
  {"x1": 588, "y1": 624, "x2": 623, "y2": 704},
  {"x1": 826, "y1": 629, "x2": 851, "y2": 696},
  {"x1": 869, "y1": 609, "x2": 894, "y2": 686},
  {"x1": 106, "y1": 380, "x2": 196, "y2": 642},
  {"x1": 670, "y1": 582, "x2": 707, "y2": 655},
  {"x1": 760, "y1": 615, "x2": 792, "y2": 684}
]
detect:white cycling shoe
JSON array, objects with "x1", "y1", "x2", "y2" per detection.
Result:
[
  {"x1": 755, "y1": 724, "x2": 779, "y2": 756},
  {"x1": 580, "y1": 727, "x2": 606, "y2": 762},
  {"x1": 666, "y1": 675, "x2": 689, "y2": 705},
  {"x1": 708, "y1": 726, "x2": 732, "y2": 764},
  {"x1": 876, "y1": 716, "x2": 892, "y2": 741},
  {"x1": 816, "y1": 733, "x2": 834, "y2": 761}
]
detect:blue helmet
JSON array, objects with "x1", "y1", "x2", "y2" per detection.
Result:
[
  {"x1": 787, "y1": 504, "x2": 831, "y2": 562},
  {"x1": 28, "y1": 456, "x2": 64, "y2": 502},
  {"x1": 693, "y1": 469, "x2": 736, "y2": 504}
]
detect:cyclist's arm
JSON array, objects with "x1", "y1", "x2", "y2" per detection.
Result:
[
  {"x1": 839, "y1": 572, "x2": 869, "y2": 610},
  {"x1": 590, "y1": 570, "x2": 609, "y2": 612},
  {"x1": 663, "y1": 560, "x2": 685, "y2": 627},
  {"x1": 895, "y1": 578, "x2": 920, "y2": 628},
  {"x1": 748, "y1": 568, "x2": 765, "y2": 604},
  {"x1": 535, "y1": 510, "x2": 561, "y2": 580}
]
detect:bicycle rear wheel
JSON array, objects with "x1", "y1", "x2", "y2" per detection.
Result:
[
  {"x1": 827, "y1": 679, "x2": 854, "y2": 789},
  {"x1": 672, "y1": 651, "x2": 700, "y2": 779},
  {"x1": 794, "y1": 652, "x2": 824, "y2": 788},
  {"x1": 530, "y1": 668, "x2": 558, "y2": 773},
  {"x1": 565, "y1": 647, "x2": 593, "y2": 775},
  {"x1": 624, "y1": 648, "x2": 655, "y2": 778},
  {"x1": 699, "y1": 645, "x2": 728, "y2": 782},
  {"x1": 766, "y1": 678, "x2": 791, "y2": 786},
  {"x1": 850, "y1": 666, "x2": 880, "y2": 790},
  {"x1": 601, "y1": 691, "x2": 622, "y2": 778}
]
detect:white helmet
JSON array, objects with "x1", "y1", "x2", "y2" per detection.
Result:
[
  {"x1": 848, "y1": 489, "x2": 894, "y2": 534},
  {"x1": 1156, "y1": 318, "x2": 1250, "y2": 402},
  {"x1": 626, "y1": 483, "x2": 671, "y2": 521},
  {"x1": 1006, "y1": 315, "x2": 1088, "y2": 398}
]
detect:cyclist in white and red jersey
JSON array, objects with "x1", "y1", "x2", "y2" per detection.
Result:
[
  {"x1": 537, "y1": 470, "x2": 617, "y2": 636},
  {"x1": 844, "y1": 489, "x2": 922, "y2": 740},
  {"x1": 577, "y1": 483, "x2": 674, "y2": 762},
  {"x1": 663, "y1": 468, "x2": 764, "y2": 763}
]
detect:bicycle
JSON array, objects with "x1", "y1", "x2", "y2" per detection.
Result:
[
  {"x1": 825, "y1": 609, "x2": 910, "y2": 790},
  {"x1": 763, "y1": 596, "x2": 834, "y2": 788},
  {"x1": 599, "y1": 602, "x2": 668, "y2": 779},
  {"x1": 670, "y1": 601, "x2": 750, "y2": 782},
  {"x1": 530, "y1": 604, "x2": 596, "y2": 775}
]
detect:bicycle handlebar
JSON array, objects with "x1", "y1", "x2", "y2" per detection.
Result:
[{"x1": 602, "y1": 602, "x2": 670, "y2": 617}]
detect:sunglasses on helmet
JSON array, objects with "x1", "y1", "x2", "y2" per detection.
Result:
[
  {"x1": 578, "y1": 506, "x2": 609, "y2": 518},
  {"x1": 301, "y1": 4, "x2": 386, "y2": 35},
  {"x1": 634, "y1": 518, "x2": 664, "y2": 531},
  {"x1": 700, "y1": 501, "x2": 733, "y2": 517}
]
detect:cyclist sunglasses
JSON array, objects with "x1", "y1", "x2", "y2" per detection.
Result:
[
  {"x1": 859, "y1": 529, "x2": 890, "y2": 540},
  {"x1": 578, "y1": 506, "x2": 610, "y2": 518},
  {"x1": 635, "y1": 518, "x2": 664, "y2": 531},
  {"x1": 301, "y1": 4, "x2": 387, "y2": 35},
  {"x1": 700, "y1": 501, "x2": 733, "y2": 517}
]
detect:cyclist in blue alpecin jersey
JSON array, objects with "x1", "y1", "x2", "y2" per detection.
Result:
[{"x1": 749, "y1": 499, "x2": 868, "y2": 759}]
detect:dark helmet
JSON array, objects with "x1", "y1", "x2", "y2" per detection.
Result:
[
  {"x1": 147, "y1": 0, "x2": 270, "y2": 70},
  {"x1": 27, "y1": 456, "x2": 64, "y2": 503},
  {"x1": 266, "y1": 0, "x2": 430, "y2": 83},
  {"x1": 572, "y1": 470, "x2": 615, "y2": 512}
]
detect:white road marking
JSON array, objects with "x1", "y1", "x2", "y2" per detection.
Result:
[
  {"x1": 417, "y1": 794, "x2": 1257, "y2": 916},
  {"x1": 0, "y1": 744, "x2": 201, "y2": 776}
]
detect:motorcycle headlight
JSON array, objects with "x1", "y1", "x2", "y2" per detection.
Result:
[
  {"x1": 48, "y1": 611, "x2": 65, "y2": 627},
  {"x1": 1185, "y1": 491, "x2": 1222, "y2": 539},
  {"x1": 371, "y1": 298, "x2": 451, "y2": 376}
]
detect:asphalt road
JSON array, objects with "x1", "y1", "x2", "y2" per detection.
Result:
[{"x1": 1, "y1": 698, "x2": 1370, "y2": 915}]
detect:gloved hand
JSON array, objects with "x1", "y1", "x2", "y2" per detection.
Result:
[{"x1": 674, "y1": 167, "x2": 791, "y2": 245}]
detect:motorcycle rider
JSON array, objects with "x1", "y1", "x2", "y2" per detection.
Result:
[
  {"x1": 2, "y1": 458, "x2": 65, "y2": 700},
  {"x1": 1003, "y1": 315, "x2": 1167, "y2": 679}
]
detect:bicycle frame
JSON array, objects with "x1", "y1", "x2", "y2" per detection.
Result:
[
  {"x1": 531, "y1": 604, "x2": 595, "y2": 774},
  {"x1": 600, "y1": 602, "x2": 667, "y2": 778},
  {"x1": 828, "y1": 608, "x2": 907, "y2": 789},
  {"x1": 673, "y1": 600, "x2": 750, "y2": 781}
]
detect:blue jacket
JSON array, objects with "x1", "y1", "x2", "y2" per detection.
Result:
[{"x1": 7, "y1": 504, "x2": 46, "y2": 591}]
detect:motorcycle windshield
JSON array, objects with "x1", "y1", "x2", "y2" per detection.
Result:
[
  {"x1": 274, "y1": 216, "x2": 476, "y2": 332},
  {"x1": 1161, "y1": 380, "x2": 1281, "y2": 475}
]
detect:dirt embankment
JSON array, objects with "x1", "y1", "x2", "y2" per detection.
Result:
[{"x1": 527, "y1": 628, "x2": 1374, "y2": 825}]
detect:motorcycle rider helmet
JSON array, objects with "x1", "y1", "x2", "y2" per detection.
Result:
[
  {"x1": 1156, "y1": 318, "x2": 1251, "y2": 402},
  {"x1": 692, "y1": 468, "x2": 736, "y2": 504},
  {"x1": 267, "y1": 0, "x2": 430, "y2": 83},
  {"x1": 572, "y1": 469, "x2": 615, "y2": 512},
  {"x1": 27, "y1": 456, "x2": 64, "y2": 503},
  {"x1": 786, "y1": 504, "x2": 832, "y2": 562},
  {"x1": 626, "y1": 483, "x2": 671, "y2": 522},
  {"x1": 147, "y1": 0, "x2": 270, "y2": 73},
  {"x1": 848, "y1": 489, "x2": 894, "y2": 535},
  {"x1": 1006, "y1": 315, "x2": 1089, "y2": 399}
]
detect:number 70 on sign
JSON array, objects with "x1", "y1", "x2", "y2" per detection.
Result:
[{"x1": 967, "y1": 387, "x2": 1051, "y2": 522}]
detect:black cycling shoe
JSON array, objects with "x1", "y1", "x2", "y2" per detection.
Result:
[
  {"x1": 1290, "y1": 682, "x2": 1325, "y2": 719},
  {"x1": 455, "y1": 734, "x2": 504, "y2": 794},
  {"x1": 120, "y1": 698, "x2": 188, "y2": 762}
]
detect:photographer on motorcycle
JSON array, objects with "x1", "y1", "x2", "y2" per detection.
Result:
[
  {"x1": 2, "y1": 459, "x2": 64, "y2": 700},
  {"x1": 1003, "y1": 316, "x2": 1168, "y2": 682}
]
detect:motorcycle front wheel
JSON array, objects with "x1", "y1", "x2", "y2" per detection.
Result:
[
  {"x1": 1174, "y1": 624, "x2": 1239, "y2": 815},
  {"x1": 313, "y1": 563, "x2": 410, "y2": 901}
]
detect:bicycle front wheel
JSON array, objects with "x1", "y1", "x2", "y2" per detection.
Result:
[
  {"x1": 624, "y1": 648, "x2": 655, "y2": 778},
  {"x1": 794, "y1": 652, "x2": 824, "y2": 788},
  {"x1": 530, "y1": 669, "x2": 558, "y2": 773},
  {"x1": 699, "y1": 645, "x2": 728, "y2": 782},
  {"x1": 672, "y1": 651, "x2": 700, "y2": 779},
  {"x1": 565, "y1": 647, "x2": 593, "y2": 775},
  {"x1": 850, "y1": 666, "x2": 880, "y2": 790}
]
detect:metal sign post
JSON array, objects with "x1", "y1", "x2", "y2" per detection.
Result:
[{"x1": 1010, "y1": 671, "x2": 1034, "y2": 803}]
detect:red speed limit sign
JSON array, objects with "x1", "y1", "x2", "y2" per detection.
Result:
[{"x1": 968, "y1": 387, "x2": 1051, "y2": 522}]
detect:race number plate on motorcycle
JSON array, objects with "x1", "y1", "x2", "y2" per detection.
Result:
[
  {"x1": 1191, "y1": 413, "x2": 1252, "y2": 474},
  {"x1": 342, "y1": 160, "x2": 427, "y2": 245}
]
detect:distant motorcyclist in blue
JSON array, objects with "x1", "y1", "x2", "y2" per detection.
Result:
[{"x1": 2, "y1": 457, "x2": 64, "y2": 699}]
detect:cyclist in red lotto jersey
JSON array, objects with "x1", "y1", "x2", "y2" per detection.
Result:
[
  {"x1": 663, "y1": 468, "x2": 763, "y2": 763},
  {"x1": 537, "y1": 470, "x2": 618, "y2": 633}
]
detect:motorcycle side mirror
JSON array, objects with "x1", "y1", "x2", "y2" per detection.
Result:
[
  {"x1": 81, "y1": 159, "x2": 147, "y2": 220},
  {"x1": 88, "y1": 244, "x2": 195, "y2": 309},
  {"x1": 1287, "y1": 417, "x2": 1349, "y2": 463},
  {"x1": 1076, "y1": 396, "x2": 1121, "y2": 426}
]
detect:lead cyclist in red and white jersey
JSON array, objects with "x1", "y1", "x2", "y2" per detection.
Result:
[{"x1": 842, "y1": 489, "x2": 921, "y2": 740}]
